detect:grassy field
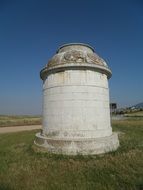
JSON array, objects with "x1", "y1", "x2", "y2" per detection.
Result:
[
  {"x1": 124, "y1": 111, "x2": 143, "y2": 117},
  {"x1": 0, "y1": 115, "x2": 41, "y2": 127},
  {"x1": 0, "y1": 119, "x2": 143, "y2": 190}
]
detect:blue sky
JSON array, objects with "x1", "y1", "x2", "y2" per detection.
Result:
[{"x1": 0, "y1": 0, "x2": 143, "y2": 115}]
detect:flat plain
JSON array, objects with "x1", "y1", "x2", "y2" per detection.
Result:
[
  {"x1": 0, "y1": 117, "x2": 143, "y2": 190},
  {"x1": 0, "y1": 115, "x2": 41, "y2": 127}
]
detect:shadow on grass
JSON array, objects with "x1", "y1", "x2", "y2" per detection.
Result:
[
  {"x1": 0, "y1": 184, "x2": 14, "y2": 190},
  {"x1": 27, "y1": 142, "x2": 120, "y2": 162}
]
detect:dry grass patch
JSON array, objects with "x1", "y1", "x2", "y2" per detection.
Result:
[{"x1": 0, "y1": 115, "x2": 41, "y2": 127}]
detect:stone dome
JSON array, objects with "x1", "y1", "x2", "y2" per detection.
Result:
[{"x1": 40, "y1": 43, "x2": 112, "y2": 80}]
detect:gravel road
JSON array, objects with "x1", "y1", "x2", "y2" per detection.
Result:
[{"x1": 0, "y1": 125, "x2": 41, "y2": 134}]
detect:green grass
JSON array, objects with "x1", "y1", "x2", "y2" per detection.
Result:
[
  {"x1": 0, "y1": 115, "x2": 41, "y2": 127},
  {"x1": 0, "y1": 119, "x2": 143, "y2": 190}
]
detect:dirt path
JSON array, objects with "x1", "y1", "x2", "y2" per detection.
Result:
[{"x1": 0, "y1": 125, "x2": 41, "y2": 134}]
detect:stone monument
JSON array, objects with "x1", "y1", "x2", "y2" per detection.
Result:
[{"x1": 34, "y1": 43, "x2": 119, "y2": 155}]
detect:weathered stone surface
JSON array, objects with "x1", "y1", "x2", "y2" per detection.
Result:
[
  {"x1": 35, "y1": 43, "x2": 119, "y2": 155},
  {"x1": 40, "y1": 43, "x2": 111, "y2": 80},
  {"x1": 34, "y1": 132, "x2": 119, "y2": 155}
]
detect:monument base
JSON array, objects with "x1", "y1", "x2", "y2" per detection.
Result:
[{"x1": 34, "y1": 132, "x2": 119, "y2": 155}]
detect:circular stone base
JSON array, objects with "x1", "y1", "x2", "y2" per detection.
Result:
[{"x1": 34, "y1": 132, "x2": 119, "y2": 155}]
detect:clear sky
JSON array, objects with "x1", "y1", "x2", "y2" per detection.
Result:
[{"x1": 0, "y1": 0, "x2": 143, "y2": 115}]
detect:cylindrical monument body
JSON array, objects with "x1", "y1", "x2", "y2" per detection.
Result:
[{"x1": 35, "y1": 43, "x2": 119, "y2": 155}]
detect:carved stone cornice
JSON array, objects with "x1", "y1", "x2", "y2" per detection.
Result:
[{"x1": 40, "y1": 43, "x2": 112, "y2": 80}]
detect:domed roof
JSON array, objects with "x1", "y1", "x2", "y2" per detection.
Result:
[{"x1": 40, "y1": 43, "x2": 112, "y2": 79}]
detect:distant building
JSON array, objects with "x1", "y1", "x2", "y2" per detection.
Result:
[{"x1": 110, "y1": 103, "x2": 117, "y2": 113}]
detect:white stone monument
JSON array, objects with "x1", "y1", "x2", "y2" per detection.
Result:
[{"x1": 35, "y1": 43, "x2": 119, "y2": 155}]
